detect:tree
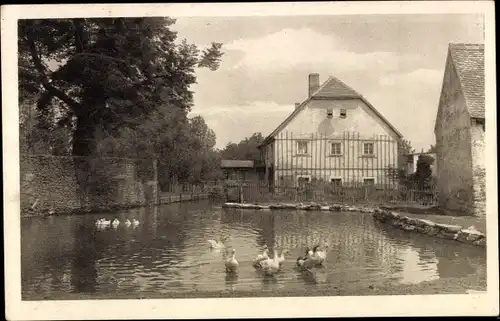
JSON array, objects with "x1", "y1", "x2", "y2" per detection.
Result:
[
  {"x1": 386, "y1": 138, "x2": 415, "y2": 185},
  {"x1": 411, "y1": 154, "x2": 434, "y2": 189},
  {"x1": 19, "y1": 99, "x2": 72, "y2": 155},
  {"x1": 220, "y1": 132, "x2": 264, "y2": 161},
  {"x1": 18, "y1": 18, "x2": 223, "y2": 157},
  {"x1": 427, "y1": 144, "x2": 437, "y2": 153}
]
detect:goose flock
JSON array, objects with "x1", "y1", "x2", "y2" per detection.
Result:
[
  {"x1": 219, "y1": 241, "x2": 330, "y2": 276},
  {"x1": 95, "y1": 218, "x2": 140, "y2": 229}
]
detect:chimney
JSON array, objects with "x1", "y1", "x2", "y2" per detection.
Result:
[
  {"x1": 295, "y1": 102, "x2": 300, "y2": 109},
  {"x1": 308, "y1": 73, "x2": 320, "y2": 97}
]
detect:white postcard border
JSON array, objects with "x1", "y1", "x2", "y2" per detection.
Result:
[{"x1": 2, "y1": 2, "x2": 498, "y2": 319}]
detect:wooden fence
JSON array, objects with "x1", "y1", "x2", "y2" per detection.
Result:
[
  {"x1": 267, "y1": 131, "x2": 403, "y2": 187},
  {"x1": 157, "y1": 179, "x2": 438, "y2": 206},
  {"x1": 220, "y1": 180, "x2": 438, "y2": 206}
]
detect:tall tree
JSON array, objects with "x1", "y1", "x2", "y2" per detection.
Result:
[
  {"x1": 18, "y1": 18, "x2": 223, "y2": 157},
  {"x1": 411, "y1": 154, "x2": 435, "y2": 189},
  {"x1": 220, "y1": 132, "x2": 264, "y2": 161}
]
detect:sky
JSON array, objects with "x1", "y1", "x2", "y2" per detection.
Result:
[{"x1": 172, "y1": 14, "x2": 484, "y2": 151}]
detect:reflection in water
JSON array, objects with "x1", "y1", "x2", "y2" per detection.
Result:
[
  {"x1": 71, "y1": 224, "x2": 99, "y2": 293},
  {"x1": 297, "y1": 269, "x2": 319, "y2": 286},
  {"x1": 396, "y1": 247, "x2": 439, "y2": 285},
  {"x1": 21, "y1": 201, "x2": 487, "y2": 299}
]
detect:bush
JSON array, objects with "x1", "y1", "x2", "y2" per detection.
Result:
[{"x1": 207, "y1": 184, "x2": 225, "y2": 200}]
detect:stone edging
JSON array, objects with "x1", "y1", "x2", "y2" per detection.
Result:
[
  {"x1": 222, "y1": 202, "x2": 377, "y2": 213},
  {"x1": 372, "y1": 210, "x2": 486, "y2": 248},
  {"x1": 222, "y1": 202, "x2": 486, "y2": 248}
]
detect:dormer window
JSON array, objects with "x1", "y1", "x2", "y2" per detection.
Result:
[
  {"x1": 326, "y1": 108, "x2": 333, "y2": 118},
  {"x1": 340, "y1": 109, "x2": 347, "y2": 118}
]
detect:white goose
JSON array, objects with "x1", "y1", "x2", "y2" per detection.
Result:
[
  {"x1": 253, "y1": 246, "x2": 270, "y2": 269},
  {"x1": 96, "y1": 218, "x2": 111, "y2": 228},
  {"x1": 276, "y1": 249, "x2": 290, "y2": 267},
  {"x1": 311, "y1": 243, "x2": 329, "y2": 266},
  {"x1": 112, "y1": 218, "x2": 120, "y2": 228},
  {"x1": 124, "y1": 219, "x2": 132, "y2": 227},
  {"x1": 208, "y1": 239, "x2": 225, "y2": 249},
  {"x1": 225, "y1": 249, "x2": 239, "y2": 273},
  {"x1": 132, "y1": 219, "x2": 140, "y2": 227},
  {"x1": 258, "y1": 249, "x2": 281, "y2": 276}
]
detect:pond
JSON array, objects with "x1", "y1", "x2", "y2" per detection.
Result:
[{"x1": 21, "y1": 201, "x2": 486, "y2": 299}]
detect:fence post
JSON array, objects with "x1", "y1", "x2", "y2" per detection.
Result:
[{"x1": 239, "y1": 183, "x2": 244, "y2": 203}]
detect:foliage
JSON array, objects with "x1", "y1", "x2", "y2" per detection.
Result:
[
  {"x1": 19, "y1": 17, "x2": 225, "y2": 193},
  {"x1": 206, "y1": 184, "x2": 225, "y2": 200},
  {"x1": 19, "y1": 100, "x2": 72, "y2": 155},
  {"x1": 18, "y1": 17, "x2": 223, "y2": 157},
  {"x1": 427, "y1": 144, "x2": 437, "y2": 153},
  {"x1": 410, "y1": 154, "x2": 435, "y2": 189},
  {"x1": 385, "y1": 164, "x2": 410, "y2": 185},
  {"x1": 219, "y1": 132, "x2": 264, "y2": 161},
  {"x1": 385, "y1": 138, "x2": 415, "y2": 185}
]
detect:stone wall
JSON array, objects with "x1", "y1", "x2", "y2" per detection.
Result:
[
  {"x1": 435, "y1": 50, "x2": 475, "y2": 215},
  {"x1": 470, "y1": 120, "x2": 486, "y2": 217},
  {"x1": 20, "y1": 155, "x2": 157, "y2": 216},
  {"x1": 373, "y1": 210, "x2": 486, "y2": 248}
]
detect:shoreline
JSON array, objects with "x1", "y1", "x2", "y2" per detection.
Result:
[
  {"x1": 222, "y1": 202, "x2": 486, "y2": 248},
  {"x1": 21, "y1": 193, "x2": 210, "y2": 218}
]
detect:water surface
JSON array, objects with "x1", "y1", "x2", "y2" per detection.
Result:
[{"x1": 21, "y1": 201, "x2": 486, "y2": 299}]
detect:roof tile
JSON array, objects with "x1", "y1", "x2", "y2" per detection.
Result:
[
  {"x1": 449, "y1": 43, "x2": 485, "y2": 119},
  {"x1": 314, "y1": 77, "x2": 360, "y2": 98}
]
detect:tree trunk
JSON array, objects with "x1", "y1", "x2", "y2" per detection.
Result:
[
  {"x1": 71, "y1": 97, "x2": 106, "y2": 204},
  {"x1": 71, "y1": 96, "x2": 105, "y2": 157},
  {"x1": 72, "y1": 115, "x2": 97, "y2": 156}
]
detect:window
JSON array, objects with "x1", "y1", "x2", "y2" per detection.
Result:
[
  {"x1": 340, "y1": 109, "x2": 347, "y2": 118},
  {"x1": 363, "y1": 142, "x2": 374, "y2": 155},
  {"x1": 330, "y1": 178, "x2": 342, "y2": 187},
  {"x1": 296, "y1": 140, "x2": 309, "y2": 155},
  {"x1": 363, "y1": 178, "x2": 375, "y2": 186},
  {"x1": 326, "y1": 108, "x2": 333, "y2": 118},
  {"x1": 330, "y1": 142, "x2": 342, "y2": 155}
]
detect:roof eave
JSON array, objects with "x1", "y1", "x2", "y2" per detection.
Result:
[{"x1": 311, "y1": 95, "x2": 360, "y2": 101}]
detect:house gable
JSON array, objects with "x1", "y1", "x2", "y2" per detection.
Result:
[
  {"x1": 435, "y1": 49, "x2": 454, "y2": 136},
  {"x1": 259, "y1": 76, "x2": 402, "y2": 148},
  {"x1": 435, "y1": 43, "x2": 484, "y2": 136}
]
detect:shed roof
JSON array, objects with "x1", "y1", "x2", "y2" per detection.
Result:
[
  {"x1": 220, "y1": 160, "x2": 254, "y2": 168},
  {"x1": 449, "y1": 43, "x2": 485, "y2": 119}
]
